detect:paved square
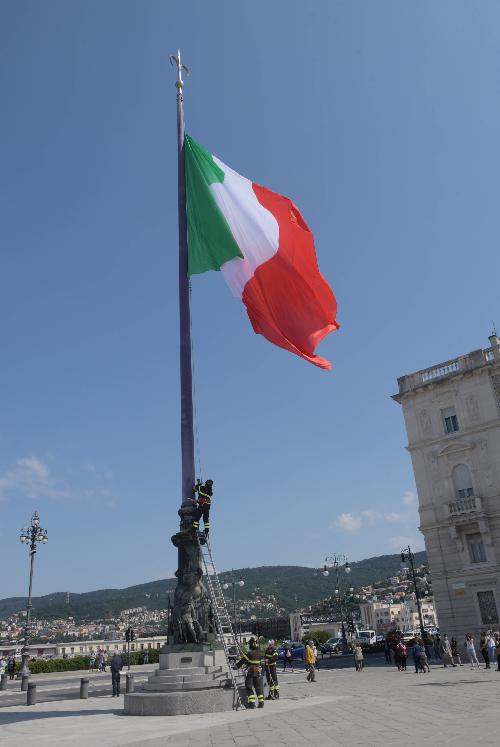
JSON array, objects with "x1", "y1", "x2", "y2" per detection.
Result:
[{"x1": 1, "y1": 662, "x2": 499, "y2": 746}]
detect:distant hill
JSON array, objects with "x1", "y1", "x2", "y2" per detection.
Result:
[{"x1": 0, "y1": 551, "x2": 426, "y2": 621}]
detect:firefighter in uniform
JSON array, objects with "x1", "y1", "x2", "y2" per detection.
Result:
[
  {"x1": 264, "y1": 640, "x2": 279, "y2": 699},
  {"x1": 192, "y1": 479, "x2": 213, "y2": 536},
  {"x1": 236, "y1": 638, "x2": 264, "y2": 708}
]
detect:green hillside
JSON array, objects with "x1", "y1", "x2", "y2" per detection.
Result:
[{"x1": 0, "y1": 551, "x2": 426, "y2": 621}]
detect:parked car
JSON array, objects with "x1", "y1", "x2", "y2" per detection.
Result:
[
  {"x1": 320, "y1": 637, "x2": 343, "y2": 655},
  {"x1": 277, "y1": 642, "x2": 305, "y2": 660}
]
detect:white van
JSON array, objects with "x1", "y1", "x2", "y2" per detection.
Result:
[{"x1": 357, "y1": 630, "x2": 377, "y2": 646}]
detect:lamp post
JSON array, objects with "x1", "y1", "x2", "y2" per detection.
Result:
[
  {"x1": 19, "y1": 511, "x2": 48, "y2": 677},
  {"x1": 222, "y1": 570, "x2": 245, "y2": 643},
  {"x1": 322, "y1": 554, "x2": 351, "y2": 651},
  {"x1": 401, "y1": 546, "x2": 426, "y2": 644}
]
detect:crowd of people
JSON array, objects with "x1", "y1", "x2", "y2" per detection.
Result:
[{"x1": 384, "y1": 630, "x2": 500, "y2": 672}]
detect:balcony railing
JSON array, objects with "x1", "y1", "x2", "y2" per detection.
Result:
[
  {"x1": 396, "y1": 346, "x2": 500, "y2": 395},
  {"x1": 448, "y1": 495, "x2": 481, "y2": 516}
]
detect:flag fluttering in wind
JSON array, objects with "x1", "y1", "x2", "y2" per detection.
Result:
[{"x1": 184, "y1": 134, "x2": 339, "y2": 370}]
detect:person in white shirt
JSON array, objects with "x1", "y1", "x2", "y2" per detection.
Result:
[
  {"x1": 487, "y1": 631, "x2": 496, "y2": 667},
  {"x1": 465, "y1": 633, "x2": 480, "y2": 668}
]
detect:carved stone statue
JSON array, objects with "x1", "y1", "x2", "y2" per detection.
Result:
[{"x1": 169, "y1": 502, "x2": 214, "y2": 644}]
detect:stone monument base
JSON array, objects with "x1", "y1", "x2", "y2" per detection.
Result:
[{"x1": 124, "y1": 643, "x2": 242, "y2": 716}]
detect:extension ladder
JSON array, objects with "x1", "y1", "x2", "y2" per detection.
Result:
[{"x1": 198, "y1": 536, "x2": 243, "y2": 709}]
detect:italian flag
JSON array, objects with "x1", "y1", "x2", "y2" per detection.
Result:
[{"x1": 184, "y1": 134, "x2": 339, "y2": 370}]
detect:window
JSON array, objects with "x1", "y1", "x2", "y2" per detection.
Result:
[
  {"x1": 477, "y1": 591, "x2": 499, "y2": 624},
  {"x1": 442, "y1": 406, "x2": 459, "y2": 434},
  {"x1": 452, "y1": 464, "x2": 474, "y2": 499},
  {"x1": 467, "y1": 533, "x2": 486, "y2": 564}
]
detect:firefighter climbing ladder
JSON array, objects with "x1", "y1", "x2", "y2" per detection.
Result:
[{"x1": 198, "y1": 537, "x2": 243, "y2": 709}]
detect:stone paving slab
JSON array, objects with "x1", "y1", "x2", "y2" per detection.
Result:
[{"x1": 1, "y1": 662, "x2": 500, "y2": 746}]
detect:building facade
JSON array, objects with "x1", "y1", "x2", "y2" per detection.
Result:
[
  {"x1": 394, "y1": 334, "x2": 500, "y2": 639},
  {"x1": 359, "y1": 597, "x2": 437, "y2": 634}
]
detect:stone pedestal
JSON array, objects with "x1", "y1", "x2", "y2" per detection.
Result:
[{"x1": 124, "y1": 644, "x2": 242, "y2": 716}]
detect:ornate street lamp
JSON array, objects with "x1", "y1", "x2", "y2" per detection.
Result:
[
  {"x1": 19, "y1": 511, "x2": 48, "y2": 676},
  {"x1": 222, "y1": 570, "x2": 245, "y2": 643},
  {"x1": 322, "y1": 554, "x2": 351, "y2": 651}
]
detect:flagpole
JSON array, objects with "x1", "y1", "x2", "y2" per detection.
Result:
[{"x1": 172, "y1": 50, "x2": 195, "y2": 507}]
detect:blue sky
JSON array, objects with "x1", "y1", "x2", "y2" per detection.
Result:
[{"x1": 1, "y1": 0, "x2": 499, "y2": 598}]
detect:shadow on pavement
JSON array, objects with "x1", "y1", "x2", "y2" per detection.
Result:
[
  {"x1": 0, "y1": 708, "x2": 122, "y2": 725},
  {"x1": 413, "y1": 679, "x2": 493, "y2": 687}
]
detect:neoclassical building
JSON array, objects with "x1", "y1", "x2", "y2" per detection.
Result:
[{"x1": 393, "y1": 334, "x2": 500, "y2": 638}]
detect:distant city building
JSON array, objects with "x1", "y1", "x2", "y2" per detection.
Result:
[
  {"x1": 359, "y1": 597, "x2": 437, "y2": 634},
  {"x1": 394, "y1": 333, "x2": 500, "y2": 638},
  {"x1": 0, "y1": 635, "x2": 167, "y2": 660}
]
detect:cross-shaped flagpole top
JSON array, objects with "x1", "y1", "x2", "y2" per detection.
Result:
[{"x1": 170, "y1": 49, "x2": 189, "y2": 94}]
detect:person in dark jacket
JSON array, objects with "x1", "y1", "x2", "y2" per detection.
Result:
[
  {"x1": 236, "y1": 638, "x2": 264, "y2": 708},
  {"x1": 264, "y1": 640, "x2": 279, "y2": 699},
  {"x1": 7, "y1": 657, "x2": 16, "y2": 680},
  {"x1": 110, "y1": 652, "x2": 124, "y2": 696},
  {"x1": 192, "y1": 479, "x2": 213, "y2": 537}
]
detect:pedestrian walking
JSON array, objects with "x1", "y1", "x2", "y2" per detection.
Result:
[
  {"x1": 495, "y1": 634, "x2": 500, "y2": 671},
  {"x1": 110, "y1": 652, "x2": 124, "y2": 696},
  {"x1": 282, "y1": 642, "x2": 294, "y2": 672},
  {"x1": 465, "y1": 633, "x2": 480, "y2": 669},
  {"x1": 89, "y1": 651, "x2": 96, "y2": 672},
  {"x1": 236, "y1": 638, "x2": 264, "y2": 709},
  {"x1": 305, "y1": 640, "x2": 316, "y2": 682},
  {"x1": 480, "y1": 632, "x2": 490, "y2": 669},
  {"x1": 354, "y1": 644, "x2": 364, "y2": 672},
  {"x1": 143, "y1": 650, "x2": 149, "y2": 665},
  {"x1": 451, "y1": 637, "x2": 463, "y2": 666}
]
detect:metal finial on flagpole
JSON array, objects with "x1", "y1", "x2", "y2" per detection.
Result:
[{"x1": 170, "y1": 49, "x2": 189, "y2": 98}]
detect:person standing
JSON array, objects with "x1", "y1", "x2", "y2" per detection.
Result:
[
  {"x1": 412, "y1": 639, "x2": 422, "y2": 673},
  {"x1": 479, "y1": 632, "x2": 490, "y2": 669},
  {"x1": 7, "y1": 657, "x2": 15, "y2": 680},
  {"x1": 451, "y1": 637, "x2": 462, "y2": 666},
  {"x1": 441, "y1": 635, "x2": 457, "y2": 668},
  {"x1": 495, "y1": 634, "x2": 500, "y2": 671},
  {"x1": 143, "y1": 650, "x2": 149, "y2": 665},
  {"x1": 384, "y1": 638, "x2": 392, "y2": 665},
  {"x1": 305, "y1": 640, "x2": 316, "y2": 682},
  {"x1": 264, "y1": 640, "x2": 279, "y2": 699},
  {"x1": 465, "y1": 633, "x2": 480, "y2": 669},
  {"x1": 418, "y1": 642, "x2": 430, "y2": 672},
  {"x1": 354, "y1": 643, "x2": 364, "y2": 672},
  {"x1": 282, "y1": 642, "x2": 294, "y2": 672},
  {"x1": 89, "y1": 651, "x2": 96, "y2": 672},
  {"x1": 110, "y1": 651, "x2": 124, "y2": 697},
  {"x1": 400, "y1": 641, "x2": 407, "y2": 671},
  {"x1": 487, "y1": 631, "x2": 496, "y2": 668},
  {"x1": 236, "y1": 638, "x2": 264, "y2": 709},
  {"x1": 433, "y1": 634, "x2": 442, "y2": 660}
]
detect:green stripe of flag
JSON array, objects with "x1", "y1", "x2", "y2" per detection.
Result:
[{"x1": 184, "y1": 134, "x2": 243, "y2": 276}]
